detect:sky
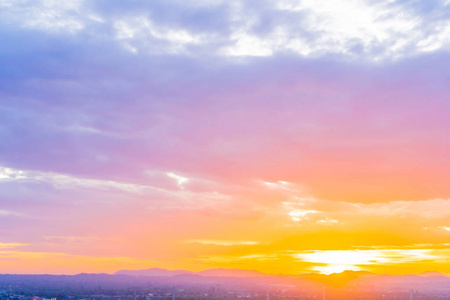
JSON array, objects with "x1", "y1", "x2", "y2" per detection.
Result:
[{"x1": 1, "y1": 0, "x2": 450, "y2": 276}]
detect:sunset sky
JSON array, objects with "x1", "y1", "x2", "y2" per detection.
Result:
[{"x1": 1, "y1": 0, "x2": 450, "y2": 276}]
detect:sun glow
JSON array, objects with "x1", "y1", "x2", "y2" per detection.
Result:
[
  {"x1": 315, "y1": 264, "x2": 361, "y2": 275},
  {"x1": 294, "y1": 249, "x2": 436, "y2": 274}
]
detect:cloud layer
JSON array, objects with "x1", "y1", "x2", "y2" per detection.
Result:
[{"x1": 1, "y1": 0, "x2": 450, "y2": 275}]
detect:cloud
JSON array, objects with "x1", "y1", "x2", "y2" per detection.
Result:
[
  {"x1": 1, "y1": 0, "x2": 450, "y2": 60},
  {"x1": 167, "y1": 172, "x2": 189, "y2": 189},
  {"x1": 0, "y1": 209, "x2": 24, "y2": 217},
  {"x1": 0, "y1": 165, "x2": 231, "y2": 212},
  {"x1": 280, "y1": 197, "x2": 450, "y2": 223},
  {"x1": 317, "y1": 218, "x2": 338, "y2": 224},
  {"x1": 0, "y1": 0, "x2": 86, "y2": 33},
  {"x1": 288, "y1": 210, "x2": 318, "y2": 222},
  {"x1": 0, "y1": 243, "x2": 28, "y2": 250},
  {"x1": 263, "y1": 180, "x2": 305, "y2": 192},
  {"x1": 352, "y1": 198, "x2": 450, "y2": 219},
  {"x1": 0, "y1": 166, "x2": 145, "y2": 193}
]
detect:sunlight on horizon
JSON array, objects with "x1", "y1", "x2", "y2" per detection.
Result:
[{"x1": 294, "y1": 249, "x2": 437, "y2": 274}]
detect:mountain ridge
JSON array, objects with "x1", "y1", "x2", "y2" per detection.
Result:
[
  {"x1": 114, "y1": 268, "x2": 266, "y2": 277},
  {"x1": 114, "y1": 268, "x2": 449, "y2": 280}
]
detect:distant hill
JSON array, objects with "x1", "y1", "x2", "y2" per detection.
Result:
[
  {"x1": 300, "y1": 270, "x2": 378, "y2": 287},
  {"x1": 114, "y1": 268, "x2": 450, "y2": 283},
  {"x1": 416, "y1": 271, "x2": 448, "y2": 277},
  {"x1": 3, "y1": 272, "x2": 450, "y2": 299},
  {"x1": 114, "y1": 268, "x2": 193, "y2": 277},
  {"x1": 115, "y1": 268, "x2": 267, "y2": 278},
  {"x1": 2, "y1": 270, "x2": 450, "y2": 294}
]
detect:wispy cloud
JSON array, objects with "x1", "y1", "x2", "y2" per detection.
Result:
[
  {"x1": 167, "y1": 172, "x2": 189, "y2": 189},
  {"x1": 0, "y1": 243, "x2": 28, "y2": 250},
  {"x1": 0, "y1": 166, "x2": 144, "y2": 193},
  {"x1": 288, "y1": 210, "x2": 318, "y2": 222},
  {"x1": 0, "y1": 166, "x2": 230, "y2": 210},
  {"x1": 0, "y1": 209, "x2": 25, "y2": 217}
]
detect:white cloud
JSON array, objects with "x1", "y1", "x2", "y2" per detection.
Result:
[
  {"x1": 0, "y1": 166, "x2": 229, "y2": 211},
  {"x1": 273, "y1": 0, "x2": 442, "y2": 60},
  {"x1": 224, "y1": 32, "x2": 273, "y2": 57},
  {"x1": 288, "y1": 209, "x2": 317, "y2": 222},
  {"x1": 0, "y1": 0, "x2": 85, "y2": 33},
  {"x1": 217, "y1": 0, "x2": 450, "y2": 60},
  {"x1": 113, "y1": 16, "x2": 202, "y2": 54},
  {"x1": 0, "y1": 167, "x2": 27, "y2": 180},
  {"x1": 3, "y1": 0, "x2": 450, "y2": 60},
  {"x1": 317, "y1": 218, "x2": 338, "y2": 224},
  {"x1": 167, "y1": 172, "x2": 189, "y2": 189},
  {"x1": 263, "y1": 180, "x2": 293, "y2": 190},
  {"x1": 0, "y1": 166, "x2": 148, "y2": 193}
]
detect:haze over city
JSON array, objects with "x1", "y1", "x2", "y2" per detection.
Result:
[{"x1": 1, "y1": 0, "x2": 450, "y2": 286}]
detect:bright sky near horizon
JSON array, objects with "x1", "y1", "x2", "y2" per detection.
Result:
[{"x1": 1, "y1": 0, "x2": 450, "y2": 276}]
